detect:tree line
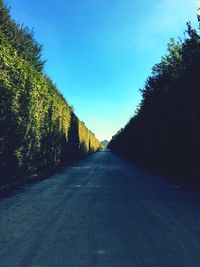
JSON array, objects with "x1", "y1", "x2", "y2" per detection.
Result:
[
  {"x1": 109, "y1": 16, "x2": 200, "y2": 182},
  {"x1": 0, "y1": 0, "x2": 101, "y2": 183}
]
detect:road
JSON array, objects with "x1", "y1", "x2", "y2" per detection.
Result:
[{"x1": 1, "y1": 151, "x2": 200, "y2": 267}]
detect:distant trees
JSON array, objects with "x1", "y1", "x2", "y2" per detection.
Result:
[
  {"x1": 0, "y1": 0, "x2": 101, "y2": 183},
  {"x1": 109, "y1": 17, "x2": 200, "y2": 181}
]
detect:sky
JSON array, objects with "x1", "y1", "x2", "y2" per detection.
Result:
[{"x1": 4, "y1": 0, "x2": 199, "y2": 141}]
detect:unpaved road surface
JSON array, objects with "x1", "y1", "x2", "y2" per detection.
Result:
[{"x1": 1, "y1": 151, "x2": 200, "y2": 267}]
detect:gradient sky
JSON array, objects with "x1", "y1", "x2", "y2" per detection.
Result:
[{"x1": 4, "y1": 0, "x2": 199, "y2": 141}]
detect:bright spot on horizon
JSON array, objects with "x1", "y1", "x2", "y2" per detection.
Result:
[{"x1": 4, "y1": 0, "x2": 198, "y2": 141}]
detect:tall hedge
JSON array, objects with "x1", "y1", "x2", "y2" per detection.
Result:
[
  {"x1": 108, "y1": 21, "x2": 200, "y2": 182},
  {"x1": 0, "y1": 2, "x2": 101, "y2": 182}
]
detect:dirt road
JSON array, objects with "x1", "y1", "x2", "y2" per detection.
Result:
[{"x1": 1, "y1": 151, "x2": 200, "y2": 267}]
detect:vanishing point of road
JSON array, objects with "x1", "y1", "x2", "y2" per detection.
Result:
[{"x1": 1, "y1": 150, "x2": 200, "y2": 267}]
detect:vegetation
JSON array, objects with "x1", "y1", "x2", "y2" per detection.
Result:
[
  {"x1": 109, "y1": 17, "x2": 200, "y2": 182},
  {"x1": 0, "y1": 0, "x2": 101, "y2": 183}
]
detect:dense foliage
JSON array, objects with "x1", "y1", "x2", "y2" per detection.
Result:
[
  {"x1": 0, "y1": 0, "x2": 44, "y2": 71},
  {"x1": 0, "y1": 1, "x2": 100, "y2": 182},
  {"x1": 109, "y1": 19, "x2": 200, "y2": 181}
]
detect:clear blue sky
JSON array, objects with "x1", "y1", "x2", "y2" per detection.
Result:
[{"x1": 5, "y1": 0, "x2": 199, "y2": 141}]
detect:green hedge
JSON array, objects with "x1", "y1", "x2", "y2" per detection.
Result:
[
  {"x1": 108, "y1": 22, "x2": 200, "y2": 182},
  {"x1": 0, "y1": 30, "x2": 101, "y2": 182}
]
